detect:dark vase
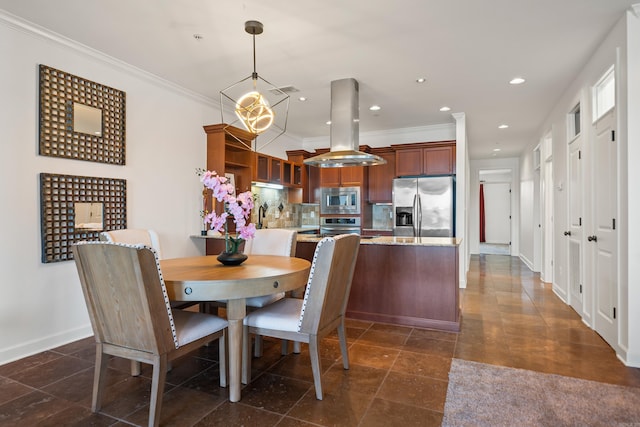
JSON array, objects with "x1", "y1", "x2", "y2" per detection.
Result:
[{"x1": 217, "y1": 251, "x2": 248, "y2": 266}]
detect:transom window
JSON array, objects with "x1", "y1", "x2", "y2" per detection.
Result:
[
  {"x1": 592, "y1": 66, "x2": 615, "y2": 122},
  {"x1": 568, "y1": 103, "x2": 581, "y2": 140}
]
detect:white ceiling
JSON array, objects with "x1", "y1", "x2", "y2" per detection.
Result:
[{"x1": 1, "y1": 0, "x2": 636, "y2": 159}]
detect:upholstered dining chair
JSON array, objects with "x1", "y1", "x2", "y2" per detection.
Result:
[
  {"x1": 72, "y1": 241, "x2": 227, "y2": 427},
  {"x1": 243, "y1": 229, "x2": 298, "y2": 308},
  {"x1": 241, "y1": 234, "x2": 361, "y2": 399},
  {"x1": 100, "y1": 228, "x2": 163, "y2": 257},
  {"x1": 100, "y1": 229, "x2": 195, "y2": 307},
  {"x1": 216, "y1": 228, "x2": 299, "y2": 357},
  {"x1": 100, "y1": 228, "x2": 198, "y2": 376}
]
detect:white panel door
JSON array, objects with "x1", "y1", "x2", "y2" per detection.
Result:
[
  {"x1": 568, "y1": 138, "x2": 583, "y2": 314},
  {"x1": 592, "y1": 109, "x2": 617, "y2": 346},
  {"x1": 483, "y1": 183, "x2": 511, "y2": 244}
]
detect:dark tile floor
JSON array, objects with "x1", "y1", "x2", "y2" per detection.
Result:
[{"x1": 2, "y1": 254, "x2": 640, "y2": 426}]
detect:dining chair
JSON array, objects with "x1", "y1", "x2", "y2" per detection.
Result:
[
  {"x1": 241, "y1": 233, "x2": 361, "y2": 399},
  {"x1": 100, "y1": 228, "x2": 199, "y2": 376},
  {"x1": 100, "y1": 228, "x2": 163, "y2": 257},
  {"x1": 72, "y1": 241, "x2": 227, "y2": 427},
  {"x1": 215, "y1": 228, "x2": 299, "y2": 357},
  {"x1": 243, "y1": 228, "x2": 298, "y2": 308},
  {"x1": 100, "y1": 229, "x2": 196, "y2": 307}
]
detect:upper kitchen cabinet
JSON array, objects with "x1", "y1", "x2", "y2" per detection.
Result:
[
  {"x1": 253, "y1": 152, "x2": 304, "y2": 188},
  {"x1": 367, "y1": 149, "x2": 396, "y2": 203},
  {"x1": 320, "y1": 166, "x2": 364, "y2": 187},
  {"x1": 394, "y1": 141, "x2": 456, "y2": 176},
  {"x1": 287, "y1": 150, "x2": 320, "y2": 203},
  {"x1": 253, "y1": 153, "x2": 283, "y2": 184},
  {"x1": 270, "y1": 157, "x2": 282, "y2": 184},
  {"x1": 204, "y1": 124, "x2": 254, "y2": 196},
  {"x1": 254, "y1": 153, "x2": 269, "y2": 182}
]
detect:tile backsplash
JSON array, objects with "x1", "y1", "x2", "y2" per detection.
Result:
[
  {"x1": 372, "y1": 204, "x2": 393, "y2": 230},
  {"x1": 251, "y1": 186, "x2": 319, "y2": 229}
]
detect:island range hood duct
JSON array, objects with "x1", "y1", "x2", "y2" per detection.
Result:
[{"x1": 304, "y1": 78, "x2": 386, "y2": 168}]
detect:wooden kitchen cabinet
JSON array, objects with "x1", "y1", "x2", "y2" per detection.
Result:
[
  {"x1": 367, "y1": 149, "x2": 395, "y2": 202},
  {"x1": 270, "y1": 157, "x2": 282, "y2": 183},
  {"x1": 254, "y1": 153, "x2": 269, "y2": 182},
  {"x1": 295, "y1": 239, "x2": 461, "y2": 332},
  {"x1": 394, "y1": 141, "x2": 456, "y2": 176},
  {"x1": 320, "y1": 167, "x2": 341, "y2": 187},
  {"x1": 204, "y1": 124, "x2": 253, "y2": 197},
  {"x1": 282, "y1": 161, "x2": 292, "y2": 186},
  {"x1": 287, "y1": 150, "x2": 318, "y2": 203},
  {"x1": 293, "y1": 164, "x2": 302, "y2": 186},
  {"x1": 254, "y1": 152, "x2": 299, "y2": 187},
  {"x1": 424, "y1": 145, "x2": 455, "y2": 175},
  {"x1": 320, "y1": 166, "x2": 363, "y2": 187}
]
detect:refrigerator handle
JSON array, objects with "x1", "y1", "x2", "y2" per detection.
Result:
[
  {"x1": 417, "y1": 194, "x2": 422, "y2": 237},
  {"x1": 412, "y1": 194, "x2": 418, "y2": 237}
]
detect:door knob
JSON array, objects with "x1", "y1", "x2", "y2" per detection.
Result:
[
  {"x1": 587, "y1": 235, "x2": 598, "y2": 242},
  {"x1": 563, "y1": 231, "x2": 571, "y2": 236}
]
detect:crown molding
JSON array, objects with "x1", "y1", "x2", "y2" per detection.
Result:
[{"x1": 0, "y1": 10, "x2": 217, "y2": 107}]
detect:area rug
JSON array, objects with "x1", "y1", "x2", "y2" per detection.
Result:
[{"x1": 443, "y1": 359, "x2": 640, "y2": 426}]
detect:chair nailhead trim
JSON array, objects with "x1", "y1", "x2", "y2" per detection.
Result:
[
  {"x1": 297, "y1": 237, "x2": 332, "y2": 332},
  {"x1": 75, "y1": 241, "x2": 180, "y2": 349}
]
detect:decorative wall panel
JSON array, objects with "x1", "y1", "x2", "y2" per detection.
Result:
[
  {"x1": 39, "y1": 65, "x2": 126, "y2": 164},
  {"x1": 40, "y1": 173, "x2": 127, "y2": 263}
]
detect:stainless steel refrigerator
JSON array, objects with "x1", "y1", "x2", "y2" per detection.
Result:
[{"x1": 392, "y1": 176, "x2": 455, "y2": 237}]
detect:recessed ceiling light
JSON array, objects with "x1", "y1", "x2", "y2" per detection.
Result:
[
  {"x1": 298, "y1": 96, "x2": 307, "y2": 102},
  {"x1": 493, "y1": 148, "x2": 501, "y2": 152},
  {"x1": 440, "y1": 106, "x2": 451, "y2": 112},
  {"x1": 326, "y1": 120, "x2": 331, "y2": 125},
  {"x1": 498, "y1": 124, "x2": 509, "y2": 129},
  {"x1": 369, "y1": 105, "x2": 381, "y2": 111},
  {"x1": 509, "y1": 77, "x2": 525, "y2": 85},
  {"x1": 416, "y1": 77, "x2": 426, "y2": 83}
]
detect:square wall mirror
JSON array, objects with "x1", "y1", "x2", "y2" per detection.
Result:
[
  {"x1": 72, "y1": 103, "x2": 103, "y2": 136},
  {"x1": 74, "y1": 202, "x2": 104, "y2": 231}
]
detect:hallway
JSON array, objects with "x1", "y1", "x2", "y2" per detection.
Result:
[{"x1": 1, "y1": 254, "x2": 638, "y2": 426}]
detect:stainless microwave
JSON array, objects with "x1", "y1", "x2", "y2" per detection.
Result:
[{"x1": 320, "y1": 187, "x2": 361, "y2": 215}]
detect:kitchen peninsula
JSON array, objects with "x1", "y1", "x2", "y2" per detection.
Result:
[
  {"x1": 297, "y1": 235, "x2": 461, "y2": 332},
  {"x1": 201, "y1": 234, "x2": 461, "y2": 332}
]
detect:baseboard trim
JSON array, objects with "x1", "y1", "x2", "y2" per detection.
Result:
[
  {"x1": 0, "y1": 324, "x2": 93, "y2": 366},
  {"x1": 519, "y1": 254, "x2": 534, "y2": 271}
]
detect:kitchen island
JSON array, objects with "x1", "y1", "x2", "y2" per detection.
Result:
[
  {"x1": 296, "y1": 235, "x2": 462, "y2": 332},
  {"x1": 196, "y1": 233, "x2": 461, "y2": 332}
]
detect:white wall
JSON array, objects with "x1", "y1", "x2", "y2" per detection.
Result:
[
  {"x1": 453, "y1": 113, "x2": 469, "y2": 289},
  {"x1": 0, "y1": 15, "x2": 227, "y2": 364},
  {"x1": 519, "y1": 9, "x2": 640, "y2": 365},
  {"x1": 623, "y1": 6, "x2": 640, "y2": 366},
  {"x1": 469, "y1": 158, "x2": 520, "y2": 256}
]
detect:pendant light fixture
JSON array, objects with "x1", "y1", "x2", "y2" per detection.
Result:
[{"x1": 220, "y1": 20, "x2": 289, "y2": 150}]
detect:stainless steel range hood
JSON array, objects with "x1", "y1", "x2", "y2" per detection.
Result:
[{"x1": 304, "y1": 78, "x2": 386, "y2": 168}]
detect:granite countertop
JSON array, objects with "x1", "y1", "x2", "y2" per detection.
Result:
[
  {"x1": 192, "y1": 226, "x2": 318, "y2": 240},
  {"x1": 192, "y1": 229, "x2": 459, "y2": 246},
  {"x1": 297, "y1": 234, "x2": 461, "y2": 247}
]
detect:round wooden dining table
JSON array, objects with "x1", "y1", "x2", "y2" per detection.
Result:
[{"x1": 160, "y1": 254, "x2": 311, "y2": 402}]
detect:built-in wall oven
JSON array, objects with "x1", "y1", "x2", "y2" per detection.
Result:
[
  {"x1": 320, "y1": 217, "x2": 361, "y2": 236},
  {"x1": 320, "y1": 187, "x2": 361, "y2": 215}
]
